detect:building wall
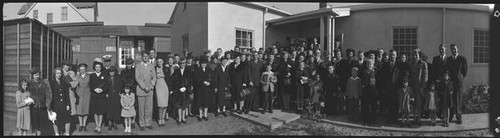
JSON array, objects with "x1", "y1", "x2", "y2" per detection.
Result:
[
  {"x1": 21, "y1": 3, "x2": 93, "y2": 24},
  {"x1": 207, "y1": 2, "x2": 265, "y2": 52},
  {"x1": 334, "y1": 7, "x2": 489, "y2": 87},
  {"x1": 170, "y1": 2, "x2": 208, "y2": 56}
]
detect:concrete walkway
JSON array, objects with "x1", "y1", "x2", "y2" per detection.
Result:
[
  {"x1": 318, "y1": 113, "x2": 489, "y2": 133},
  {"x1": 230, "y1": 109, "x2": 301, "y2": 129}
]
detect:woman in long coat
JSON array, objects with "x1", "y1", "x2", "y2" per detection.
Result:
[
  {"x1": 193, "y1": 57, "x2": 214, "y2": 121},
  {"x1": 323, "y1": 65, "x2": 340, "y2": 116},
  {"x1": 105, "y1": 66, "x2": 123, "y2": 130},
  {"x1": 294, "y1": 62, "x2": 310, "y2": 113},
  {"x1": 214, "y1": 57, "x2": 231, "y2": 116},
  {"x1": 75, "y1": 63, "x2": 91, "y2": 132},
  {"x1": 229, "y1": 55, "x2": 249, "y2": 114},
  {"x1": 156, "y1": 57, "x2": 171, "y2": 126},
  {"x1": 89, "y1": 61, "x2": 109, "y2": 133},
  {"x1": 49, "y1": 68, "x2": 72, "y2": 136},
  {"x1": 172, "y1": 58, "x2": 192, "y2": 125},
  {"x1": 61, "y1": 61, "x2": 78, "y2": 117}
]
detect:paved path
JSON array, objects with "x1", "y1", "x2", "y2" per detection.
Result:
[
  {"x1": 319, "y1": 113, "x2": 489, "y2": 132},
  {"x1": 3, "y1": 112, "x2": 257, "y2": 136},
  {"x1": 230, "y1": 109, "x2": 301, "y2": 129}
]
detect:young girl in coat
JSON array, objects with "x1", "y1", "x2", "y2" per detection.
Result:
[
  {"x1": 399, "y1": 77, "x2": 414, "y2": 127},
  {"x1": 427, "y1": 82, "x2": 438, "y2": 126},
  {"x1": 308, "y1": 74, "x2": 324, "y2": 117},
  {"x1": 121, "y1": 84, "x2": 136, "y2": 133},
  {"x1": 17, "y1": 79, "x2": 33, "y2": 135}
]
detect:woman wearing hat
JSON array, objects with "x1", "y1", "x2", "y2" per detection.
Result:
[
  {"x1": 28, "y1": 67, "x2": 52, "y2": 136},
  {"x1": 120, "y1": 58, "x2": 137, "y2": 128},
  {"x1": 75, "y1": 63, "x2": 91, "y2": 132},
  {"x1": 193, "y1": 56, "x2": 215, "y2": 121},
  {"x1": 89, "y1": 61, "x2": 109, "y2": 133},
  {"x1": 61, "y1": 60, "x2": 78, "y2": 116},
  {"x1": 172, "y1": 58, "x2": 192, "y2": 125},
  {"x1": 105, "y1": 66, "x2": 123, "y2": 130},
  {"x1": 229, "y1": 54, "x2": 250, "y2": 114}
]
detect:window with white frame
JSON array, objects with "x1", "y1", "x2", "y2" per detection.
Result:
[
  {"x1": 33, "y1": 10, "x2": 38, "y2": 19},
  {"x1": 473, "y1": 29, "x2": 489, "y2": 63},
  {"x1": 72, "y1": 45, "x2": 80, "y2": 52},
  {"x1": 61, "y1": 7, "x2": 68, "y2": 20},
  {"x1": 236, "y1": 29, "x2": 253, "y2": 48},
  {"x1": 106, "y1": 46, "x2": 116, "y2": 51},
  {"x1": 119, "y1": 47, "x2": 135, "y2": 68},
  {"x1": 393, "y1": 27, "x2": 418, "y2": 61}
]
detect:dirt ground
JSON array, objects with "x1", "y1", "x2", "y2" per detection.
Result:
[
  {"x1": 4, "y1": 112, "x2": 495, "y2": 136},
  {"x1": 235, "y1": 117, "x2": 495, "y2": 137}
]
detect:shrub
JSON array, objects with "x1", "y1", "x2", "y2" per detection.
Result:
[{"x1": 463, "y1": 83, "x2": 489, "y2": 114}]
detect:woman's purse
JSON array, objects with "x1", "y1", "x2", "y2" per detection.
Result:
[{"x1": 240, "y1": 87, "x2": 251, "y2": 99}]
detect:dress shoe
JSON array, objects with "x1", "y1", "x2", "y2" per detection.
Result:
[
  {"x1": 131, "y1": 123, "x2": 135, "y2": 129},
  {"x1": 182, "y1": 120, "x2": 187, "y2": 124},
  {"x1": 203, "y1": 116, "x2": 209, "y2": 121},
  {"x1": 215, "y1": 112, "x2": 219, "y2": 117},
  {"x1": 83, "y1": 126, "x2": 88, "y2": 131},
  {"x1": 177, "y1": 121, "x2": 181, "y2": 126},
  {"x1": 244, "y1": 110, "x2": 249, "y2": 114},
  {"x1": 146, "y1": 126, "x2": 153, "y2": 129},
  {"x1": 457, "y1": 120, "x2": 462, "y2": 124},
  {"x1": 108, "y1": 126, "x2": 112, "y2": 131},
  {"x1": 222, "y1": 112, "x2": 227, "y2": 117},
  {"x1": 237, "y1": 110, "x2": 242, "y2": 114},
  {"x1": 197, "y1": 117, "x2": 203, "y2": 122},
  {"x1": 112, "y1": 125, "x2": 118, "y2": 130},
  {"x1": 261, "y1": 110, "x2": 265, "y2": 114},
  {"x1": 443, "y1": 123, "x2": 449, "y2": 127},
  {"x1": 269, "y1": 110, "x2": 273, "y2": 113}
]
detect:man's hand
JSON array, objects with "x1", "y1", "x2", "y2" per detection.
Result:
[
  {"x1": 180, "y1": 87, "x2": 186, "y2": 92},
  {"x1": 66, "y1": 106, "x2": 70, "y2": 111},
  {"x1": 242, "y1": 83, "x2": 247, "y2": 87},
  {"x1": 249, "y1": 82, "x2": 254, "y2": 87}
]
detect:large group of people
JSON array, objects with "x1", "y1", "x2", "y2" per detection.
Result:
[{"x1": 16, "y1": 40, "x2": 468, "y2": 135}]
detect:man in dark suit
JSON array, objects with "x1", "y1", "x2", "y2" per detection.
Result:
[
  {"x1": 431, "y1": 44, "x2": 448, "y2": 119},
  {"x1": 247, "y1": 53, "x2": 264, "y2": 112},
  {"x1": 445, "y1": 44, "x2": 468, "y2": 124},
  {"x1": 381, "y1": 49, "x2": 402, "y2": 124}
]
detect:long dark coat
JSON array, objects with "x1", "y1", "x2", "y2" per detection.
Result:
[
  {"x1": 214, "y1": 65, "x2": 231, "y2": 107},
  {"x1": 106, "y1": 75, "x2": 123, "y2": 122},
  {"x1": 49, "y1": 78, "x2": 71, "y2": 127},
  {"x1": 193, "y1": 67, "x2": 215, "y2": 108},
  {"x1": 229, "y1": 62, "x2": 249, "y2": 101},
  {"x1": 89, "y1": 72, "x2": 109, "y2": 115},
  {"x1": 172, "y1": 68, "x2": 192, "y2": 109}
]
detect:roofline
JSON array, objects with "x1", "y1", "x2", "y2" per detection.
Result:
[
  {"x1": 46, "y1": 21, "x2": 105, "y2": 28},
  {"x1": 267, "y1": 8, "x2": 339, "y2": 26},
  {"x1": 21, "y1": 3, "x2": 37, "y2": 18},
  {"x1": 19, "y1": 2, "x2": 93, "y2": 22},
  {"x1": 335, "y1": 3, "x2": 491, "y2": 12},
  {"x1": 237, "y1": 2, "x2": 293, "y2": 16},
  {"x1": 168, "y1": 2, "x2": 293, "y2": 25}
]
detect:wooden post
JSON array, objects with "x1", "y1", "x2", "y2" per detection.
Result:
[
  {"x1": 327, "y1": 16, "x2": 332, "y2": 55},
  {"x1": 320, "y1": 16, "x2": 325, "y2": 51}
]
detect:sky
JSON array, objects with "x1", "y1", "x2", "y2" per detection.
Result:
[{"x1": 3, "y1": 2, "x2": 494, "y2": 25}]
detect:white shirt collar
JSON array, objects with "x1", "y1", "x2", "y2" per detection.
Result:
[{"x1": 95, "y1": 72, "x2": 101, "y2": 76}]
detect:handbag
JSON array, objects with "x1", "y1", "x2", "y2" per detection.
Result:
[
  {"x1": 225, "y1": 89, "x2": 232, "y2": 100},
  {"x1": 240, "y1": 87, "x2": 251, "y2": 99}
]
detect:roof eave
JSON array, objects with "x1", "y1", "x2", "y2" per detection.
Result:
[{"x1": 267, "y1": 8, "x2": 340, "y2": 26}]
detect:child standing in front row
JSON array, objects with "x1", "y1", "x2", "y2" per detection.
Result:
[
  {"x1": 440, "y1": 71, "x2": 453, "y2": 127},
  {"x1": 427, "y1": 82, "x2": 438, "y2": 126},
  {"x1": 17, "y1": 79, "x2": 33, "y2": 136},
  {"x1": 121, "y1": 85, "x2": 136, "y2": 133},
  {"x1": 346, "y1": 67, "x2": 362, "y2": 122},
  {"x1": 399, "y1": 77, "x2": 414, "y2": 127},
  {"x1": 261, "y1": 64, "x2": 278, "y2": 114},
  {"x1": 309, "y1": 74, "x2": 324, "y2": 117}
]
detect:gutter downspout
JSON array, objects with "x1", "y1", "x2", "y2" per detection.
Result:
[
  {"x1": 442, "y1": 8, "x2": 446, "y2": 44},
  {"x1": 263, "y1": 8, "x2": 268, "y2": 49}
]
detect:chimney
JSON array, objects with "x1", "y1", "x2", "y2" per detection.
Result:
[{"x1": 319, "y1": 2, "x2": 327, "y2": 9}]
